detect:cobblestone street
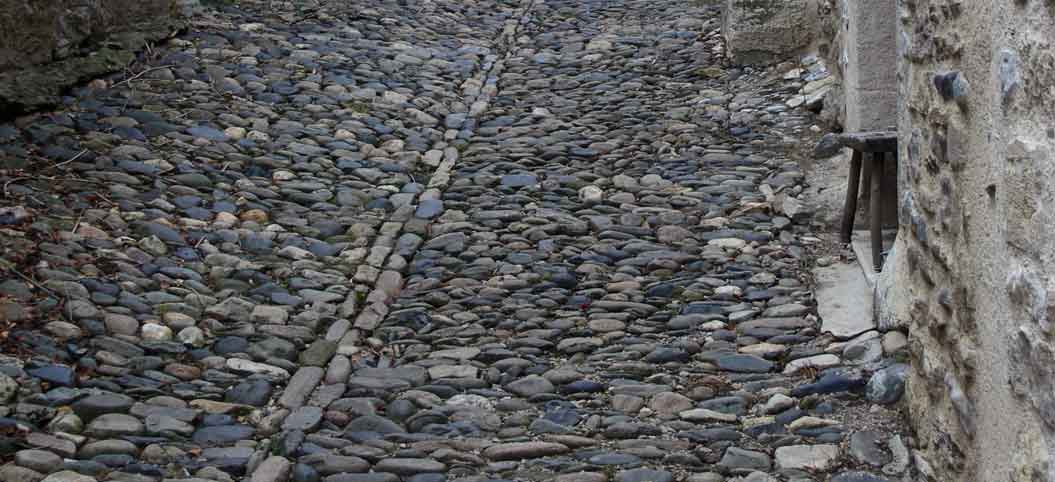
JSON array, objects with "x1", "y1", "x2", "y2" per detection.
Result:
[{"x1": 0, "y1": 1, "x2": 911, "y2": 481}]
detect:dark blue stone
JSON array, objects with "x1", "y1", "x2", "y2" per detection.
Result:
[
  {"x1": 542, "y1": 401, "x2": 580, "y2": 426},
  {"x1": 226, "y1": 379, "x2": 272, "y2": 406},
  {"x1": 775, "y1": 407, "x2": 805, "y2": 425},
  {"x1": 142, "y1": 122, "x2": 180, "y2": 137},
  {"x1": 644, "y1": 347, "x2": 689, "y2": 363},
  {"x1": 92, "y1": 453, "x2": 136, "y2": 467},
  {"x1": 186, "y1": 126, "x2": 229, "y2": 141},
  {"x1": 133, "y1": 221, "x2": 186, "y2": 245},
  {"x1": 213, "y1": 201, "x2": 238, "y2": 213},
  {"x1": 407, "y1": 474, "x2": 446, "y2": 482},
  {"x1": 365, "y1": 198, "x2": 393, "y2": 211},
  {"x1": 679, "y1": 427, "x2": 741, "y2": 443},
  {"x1": 831, "y1": 472, "x2": 890, "y2": 482},
  {"x1": 213, "y1": 336, "x2": 249, "y2": 355},
  {"x1": 506, "y1": 253, "x2": 533, "y2": 265},
  {"x1": 562, "y1": 379, "x2": 605, "y2": 394},
  {"x1": 113, "y1": 126, "x2": 147, "y2": 141},
  {"x1": 116, "y1": 160, "x2": 160, "y2": 175},
  {"x1": 61, "y1": 459, "x2": 109, "y2": 476},
  {"x1": 681, "y1": 302, "x2": 724, "y2": 315},
  {"x1": 192, "y1": 424, "x2": 255, "y2": 446},
  {"x1": 791, "y1": 373, "x2": 866, "y2": 397},
  {"x1": 305, "y1": 240, "x2": 340, "y2": 258},
  {"x1": 590, "y1": 452, "x2": 643, "y2": 466},
  {"x1": 27, "y1": 365, "x2": 76, "y2": 386},
  {"x1": 716, "y1": 354, "x2": 773, "y2": 373},
  {"x1": 646, "y1": 283, "x2": 675, "y2": 298},
  {"x1": 202, "y1": 414, "x2": 235, "y2": 427},
  {"x1": 173, "y1": 247, "x2": 201, "y2": 261},
  {"x1": 500, "y1": 174, "x2": 537, "y2": 187},
  {"x1": 292, "y1": 463, "x2": 320, "y2": 482}
]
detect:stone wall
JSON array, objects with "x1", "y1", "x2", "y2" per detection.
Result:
[
  {"x1": 0, "y1": 0, "x2": 184, "y2": 116},
  {"x1": 893, "y1": 0, "x2": 1055, "y2": 480}
]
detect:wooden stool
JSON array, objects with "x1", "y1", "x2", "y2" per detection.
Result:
[{"x1": 815, "y1": 131, "x2": 898, "y2": 271}]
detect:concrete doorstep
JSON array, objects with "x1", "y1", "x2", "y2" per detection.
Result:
[{"x1": 815, "y1": 256, "x2": 876, "y2": 340}]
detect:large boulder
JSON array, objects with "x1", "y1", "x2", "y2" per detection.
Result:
[
  {"x1": 722, "y1": 0, "x2": 818, "y2": 65},
  {"x1": 0, "y1": 0, "x2": 185, "y2": 116}
]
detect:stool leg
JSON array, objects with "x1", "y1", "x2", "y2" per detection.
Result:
[
  {"x1": 870, "y1": 152, "x2": 883, "y2": 271},
  {"x1": 841, "y1": 150, "x2": 863, "y2": 243}
]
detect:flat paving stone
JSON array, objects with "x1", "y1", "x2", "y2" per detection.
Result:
[{"x1": 483, "y1": 442, "x2": 571, "y2": 460}]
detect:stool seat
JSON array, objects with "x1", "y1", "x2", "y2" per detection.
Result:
[
  {"x1": 814, "y1": 130, "x2": 897, "y2": 156},
  {"x1": 815, "y1": 131, "x2": 898, "y2": 271}
]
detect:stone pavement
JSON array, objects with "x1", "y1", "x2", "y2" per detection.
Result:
[{"x1": 0, "y1": 1, "x2": 912, "y2": 481}]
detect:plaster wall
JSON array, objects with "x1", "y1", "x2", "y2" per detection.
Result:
[
  {"x1": 842, "y1": 0, "x2": 897, "y2": 131},
  {"x1": 894, "y1": 0, "x2": 1055, "y2": 479}
]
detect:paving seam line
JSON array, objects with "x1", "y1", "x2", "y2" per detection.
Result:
[{"x1": 271, "y1": 0, "x2": 540, "y2": 422}]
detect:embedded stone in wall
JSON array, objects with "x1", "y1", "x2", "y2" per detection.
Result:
[{"x1": 722, "y1": 0, "x2": 818, "y2": 65}]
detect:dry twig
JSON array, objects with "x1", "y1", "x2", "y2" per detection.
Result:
[
  {"x1": 52, "y1": 149, "x2": 89, "y2": 169},
  {"x1": 110, "y1": 65, "x2": 174, "y2": 89},
  {"x1": 3, "y1": 176, "x2": 107, "y2": 197}
]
